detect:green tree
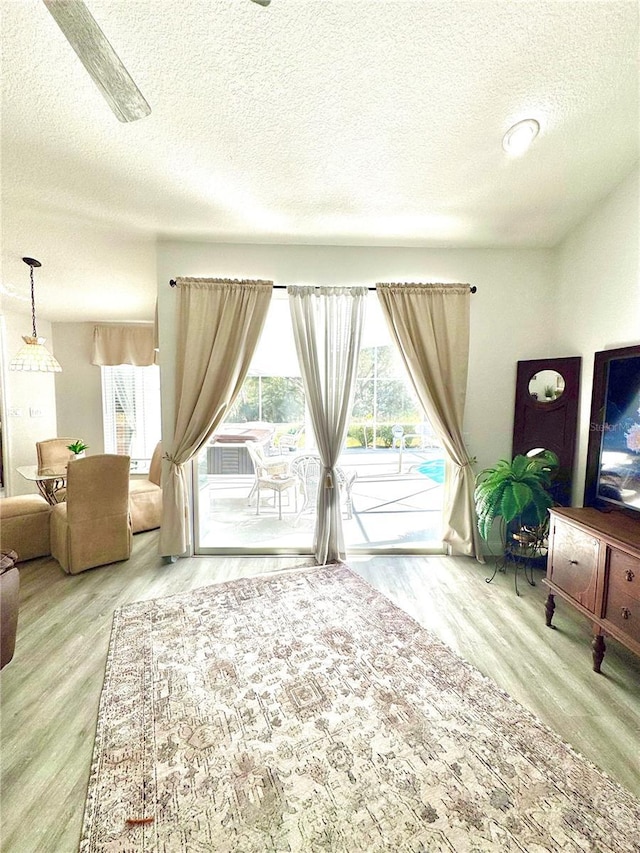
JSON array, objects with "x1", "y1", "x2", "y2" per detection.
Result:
[
  {"x1": 353, "y1": 345, "x2": 421, "y2": 424},
  {"x1": 226, "y1": 376, "x2": 304, "y2": 424},
  {"x1": 228, "y1": 377, "x2": 259, "y2": 421},
  {"x1": 261, "y1": 377, "x2": 304, "y2": 422}
]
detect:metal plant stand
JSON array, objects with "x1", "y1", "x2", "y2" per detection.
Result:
[{"x1": 485, "y1": 526, "x2": 548, "y2": 596}]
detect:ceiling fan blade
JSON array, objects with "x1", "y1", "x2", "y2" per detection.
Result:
[
  {"x1": 42, "y1": 0, "x2": 151, "y2": 123},
  {"x1": 250, "y1": 0, "x2": 271, "y2": 6}
]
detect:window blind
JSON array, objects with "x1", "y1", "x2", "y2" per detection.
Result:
[{"x1": 101, "y1": 365, "x2": 161, "y2": 471}]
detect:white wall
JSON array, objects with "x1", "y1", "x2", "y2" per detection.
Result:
[
  {"x1": 53, "y1": 323, "x2": 105, "y2": 457},
  {"x1": 157, "y1": 241, "x2": 556, "y2": 488},
  {"x1": 0, "y1": 311, "x2": 58, "y2": 496},
  {"x1": 555, "y1": 166, "x2": 640, "y2": 502}
]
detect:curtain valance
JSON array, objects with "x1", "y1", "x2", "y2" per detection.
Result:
[{"x1": 92, "y1": 323, "x2": 156, "y2": 366}]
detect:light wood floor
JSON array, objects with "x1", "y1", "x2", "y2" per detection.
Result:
[{"x1": 1, "y1": 533, "x2": 639, "y2": 852}]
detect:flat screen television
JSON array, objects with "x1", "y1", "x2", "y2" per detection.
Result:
[{"x1": 584, "y1": 344, "x2": 640, "y2": 518}]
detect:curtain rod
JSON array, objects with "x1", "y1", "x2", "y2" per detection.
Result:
[{"x1": 168, "y1": 280, "x2": 477, "y2": 293}]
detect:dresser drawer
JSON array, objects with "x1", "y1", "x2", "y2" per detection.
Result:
[
  {"x1": 548, "y1": 520, "x2": 600, "y2": 611},
  {"x1": 608, "y1": 548, "x2": 640, "y2": 604},
  {"x1": 604, "y1": 586, "x2": 640, "y2": 644},
  {"x1": 545, "y1": 508, "x2": 640, "y2": 670}
]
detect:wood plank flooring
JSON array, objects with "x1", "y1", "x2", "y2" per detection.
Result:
[{"x1": 1, "y1": 533, "x2": 639, "y2": 852}]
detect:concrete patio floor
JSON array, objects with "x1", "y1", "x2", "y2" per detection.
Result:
[{"x1": 195, "y1": 446, "x2": 446, "y2": 553}]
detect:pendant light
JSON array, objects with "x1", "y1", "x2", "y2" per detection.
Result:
[{"x1": 9, "y1": 257, "x2": 62, "y2": 373}]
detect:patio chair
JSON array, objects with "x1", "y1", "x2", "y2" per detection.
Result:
[
  {"x1": 246, "y1": 440, "x2": 291, "y2": 487},
  {"x1": 245, "y1": 442, "x2": 298, "y2": 519},
  {"x1": 276, "y1": 425, "x2": 305, "y2": 453},
  {"x1": 401, "y1": 422, "x2": 440, "y2": 451},
  {"x1": 290, "y1": 454, "x2": 357, "y2": 519}
]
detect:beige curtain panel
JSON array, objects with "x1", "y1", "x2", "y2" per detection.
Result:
[
  {"x1": 92, "y1": 323, "x2": 156, "y2": 366},
  {"x1": 159, "y1": 278, "x2": 272, "y2": 558},
  {"x1": 377, "y1": 283, "x2": 482, "y2": 561}
]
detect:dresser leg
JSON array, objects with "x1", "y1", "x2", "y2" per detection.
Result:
[
  {"x1": 545, "y1": 593, "x2": 555, "y2": 627},
  {"x1": 592, "y1": 633, "x2": 606, "y2": 673}
]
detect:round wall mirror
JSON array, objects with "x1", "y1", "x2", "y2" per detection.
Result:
[{"x1": 528, "y1": 370, "x2": 565, "y2": 403}]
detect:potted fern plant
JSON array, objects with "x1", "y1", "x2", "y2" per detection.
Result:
[{"x1": 474, "y1": 449, "x2": 559, "y2": 556}]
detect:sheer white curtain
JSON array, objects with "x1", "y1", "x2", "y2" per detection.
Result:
[
  {"x1": 377, "y1": 283, "x2": 482, "y2": 560},
  {"x1": 159, "y1": 279, "x2": 272, "y2": 557},
  {"x1": 288, "y1": 286, "x2": 366, "y2": 564}
]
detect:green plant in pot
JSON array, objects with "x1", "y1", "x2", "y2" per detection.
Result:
[
  {"x1": 67, "y1": 439, "x2": 88, "y2": 457},
  {"x1": 474, "y1": 450, "x2": 559, "y2": 552}
]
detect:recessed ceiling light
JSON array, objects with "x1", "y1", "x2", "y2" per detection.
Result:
[{"x1": 502, "y1": 118, "x2": 540, "y2": 157}]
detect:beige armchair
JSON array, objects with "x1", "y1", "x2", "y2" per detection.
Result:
[
  {"x1": 35, "y1": 437, "x2": 75, "y2": 502},
  {"x1": 50, "y1": 454, "x2": 132, "y2": 574},
  {"x1": 36, "y1": 437, "x2": 75, "y2": 472},
  {"x1": 129, "y1": 442, "x2": 163, "y2": 533}
]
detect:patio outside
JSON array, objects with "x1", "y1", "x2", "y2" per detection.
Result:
[
  {"x1": 194, "y1": 427, "x2": 446, "y2": 554},
  {"x1": 193, "y1": 298, "x2": 446, "y2": 554}
]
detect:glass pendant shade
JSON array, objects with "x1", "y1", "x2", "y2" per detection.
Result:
[
  {"x1": 9, "y1": 257, "x2": 62, "y2": 373},
  {"x1": 9, "y1": 335, "x2": 62, "y2": 372}
]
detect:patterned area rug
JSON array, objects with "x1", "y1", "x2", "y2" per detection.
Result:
[{"x1": 81, "y1": 564, "x2": 640, "y2": 852}]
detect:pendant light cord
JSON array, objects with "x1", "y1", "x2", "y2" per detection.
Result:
[
  {"x1": 29, "y1": 263, "x2": 37, "y2": 338},
  {"x1": 22, "y1": 256, "x2": 42, "y2": 339}
]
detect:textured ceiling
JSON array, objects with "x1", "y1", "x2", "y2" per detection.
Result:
[{"x1": 1, "y1": 0, "x2": 638, "y2": 321}]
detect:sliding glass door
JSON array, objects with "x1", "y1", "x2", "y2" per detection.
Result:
[
  {"x1": 193, "y1": 294, "x2": 445, "y2": 555},
  {"x1": 342, "y1": 299, "x2": 445, "y2": 552},
  {"x1": 193, "y1": 296, "x2": 315, "y2": 553}
]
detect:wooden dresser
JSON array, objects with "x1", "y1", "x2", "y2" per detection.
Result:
[{"x1": 543, "y1": 507, "x2": 640, "y2": 672}]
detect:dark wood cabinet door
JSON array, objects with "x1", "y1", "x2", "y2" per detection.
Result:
[
  {"x1": 512, "y1": 356, "x2": 581, "y2": 506},
  {"x1": 548, "y1": 515, "x2": 600, "y2": 611}
]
